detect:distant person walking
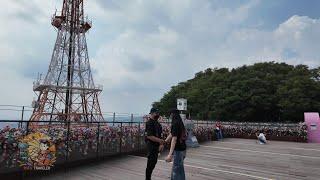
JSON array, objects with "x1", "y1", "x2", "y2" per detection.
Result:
[
  {"x1": 165, "y1": 109, "x2": 187, "y2": 180},
  {"x1": 256, "y1": 131, "x2": 267, "y2": 144},
  {"x1": 215, "y1": 121, "x2": 223, "y2": 140},
  {"x1": 145, "y1": 108, "x2": 164, "y2": 180}
]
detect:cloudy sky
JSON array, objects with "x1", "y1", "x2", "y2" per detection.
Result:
[{"x1": 0, "y1": 0, "x2": 320, "y2": 116}]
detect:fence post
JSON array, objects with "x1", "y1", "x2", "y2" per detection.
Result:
[
  {"x1": 119, "y1": 122, "x2": 122, "y2": 154},
  {"x1": 26, "y1": 121, "x2": 29, "y2": 135},
  {"x1": 20, "y1": 106, "x2": 25, "y2": 128},
  {"x1": 138, "y1": 122, "x2": 141, "y2": 151},
  {"x1": 96, "y1": 122, "x2": 100, "y2": 158},
  {"x1": 113, "y1": 112, "x2": 115, "y2": 126},
  {"x1": 65, "y1": 121, "x2": 71, "y2": 172},
  {"x1": 131, "y1": 114, "x2": 133, "y2": 126}
]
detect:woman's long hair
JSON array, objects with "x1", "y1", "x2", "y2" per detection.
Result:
[
  {"x1": 171, "y1": 110, "x2": 183, "y2": 125},
  {"x1": 170, "y1": 109, "x2": 186, "y2": 142}
]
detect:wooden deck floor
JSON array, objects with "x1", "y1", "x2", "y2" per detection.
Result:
[{"x1": 35, "y1": 139, "x2": 320, "y2": 180}]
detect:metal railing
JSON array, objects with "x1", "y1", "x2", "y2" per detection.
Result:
[
  {"x1": 0, "y1": 105, "x2": 145, "y2": 126},
  {"x1": 0, "y1": 120, "x2": 146, "y2": 176},
  {"x1": 0, "y1": 117, "x2": 308, "y2": 178},
  {"x1": 0, "y1": 104, "x2": 305, "y2": 127},
  {"x1": 0, "y1": 120, "x2": 215, "y2": 177}
]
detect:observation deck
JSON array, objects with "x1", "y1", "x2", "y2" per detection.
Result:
[{"x1": 33, "y1": 80, "x2": 103, "y2": 94}]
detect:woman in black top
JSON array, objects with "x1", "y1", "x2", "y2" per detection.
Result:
[{"x1": 165, "y1": 109, "x2": 187, "y2": 180}]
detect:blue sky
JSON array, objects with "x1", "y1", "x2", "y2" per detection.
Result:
[{"x1": 0, "y1": 0, "x2": 319, "y2": 117}]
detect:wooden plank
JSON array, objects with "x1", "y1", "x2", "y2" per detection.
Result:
[{"x1": 32, "y1": 139, "x2": 320, "y2": 180}]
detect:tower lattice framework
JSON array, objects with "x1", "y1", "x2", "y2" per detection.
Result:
[{"x1": 30, "y1": 0, "x2": 104, "y2": 126}]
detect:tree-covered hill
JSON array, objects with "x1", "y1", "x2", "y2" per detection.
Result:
[{"x1": 153, "y1": 62, "x2": 320, "y2": 122}]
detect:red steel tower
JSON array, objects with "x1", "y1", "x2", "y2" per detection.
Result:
[{"x1": 29, "y1": 0, "x2": 104, "y2": 126}]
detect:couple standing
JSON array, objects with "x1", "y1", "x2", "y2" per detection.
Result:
[{"x1": 145, "y1": 108, "x2": 186, "y2": 180}]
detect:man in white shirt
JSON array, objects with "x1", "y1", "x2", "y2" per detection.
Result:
[{"x1": 256, "y1": 131, "x2": 267, "y2": 144}]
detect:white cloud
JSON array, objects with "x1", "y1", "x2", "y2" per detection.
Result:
[
  {"x1": 92, "y1": 26, "x2": 180, "y2": 88},
  {"x1": 0, "y1": 0, "x2": 319, "y2": 115},
  {"x1": 0, "y1": 0, "x2": 57, "y2": 117},
  {"x1": 219, "y1": 15, "x2": 320, "y2": 67},
  {"x1": 90, "y1": 1, "x2": 319, "y2": 113}
]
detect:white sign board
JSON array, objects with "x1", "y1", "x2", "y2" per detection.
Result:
[
  {"x1": 177, "y1": 98, "x2": 187, "y2": 111},
  {"x1": 191, "y1": 136, "x2": 197, "y2": 142}
]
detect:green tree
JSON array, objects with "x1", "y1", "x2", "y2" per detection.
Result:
[{"x1": 153, "y1": 62, "x2": 320, "y2": 122}]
